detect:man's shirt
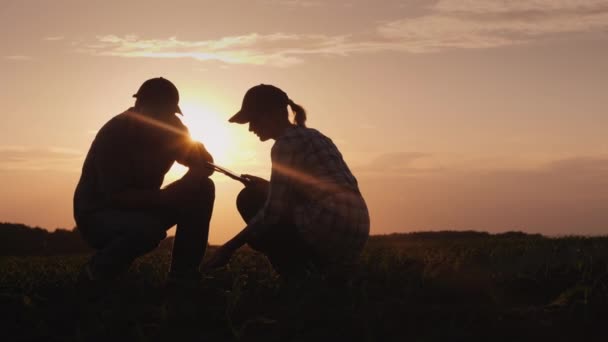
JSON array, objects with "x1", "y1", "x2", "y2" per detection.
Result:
[{"x1": 73, "y1": 109, "x2": 191, "y2": 220}]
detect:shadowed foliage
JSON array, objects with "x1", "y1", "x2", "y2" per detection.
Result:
[{"x1": 0, "y1": 224, "x2": 606, "y2": 341}]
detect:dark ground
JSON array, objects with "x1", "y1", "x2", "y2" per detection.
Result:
[{"x1": 1, "y1": 230, "x2": 607, "y2": 341}]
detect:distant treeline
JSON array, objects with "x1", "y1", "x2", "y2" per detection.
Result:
[
  {"x1": 373, "y1": 230, "x2": 545, "y2": 241},
  {"x1": 1, "y1": 222, "x2": 548, "y2": 256},
  {"x1": 0, "y1": 222, "x2": 177, "y2": 256}
]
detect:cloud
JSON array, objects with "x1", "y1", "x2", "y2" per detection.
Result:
[
  {"x1": 544, "y1": 156, "x2": 608, "y2": 174},
  {"x1": 44, "y1": 36, "x2": 65, "y2": 41},
  {"x1": 78, "y1": 33, "x2": 352, "y2": 67},
  {"x1": 76, "y1": 32, "x2": 402, "y2": 67},
  {"x1": 4, "y1": 55, "x2": 33, "y2": 61},
  {"x1": 74, "y1": 0, "x2": 608, "y2": 66},
  {"x1": 377, "y1": 0, "x2": 608, "y2": 52},
  {"x1": 0, "y1": 146, "x2": 83, "y2": 172},
  {"x1": 433, "y1": 0, "x2": 608, "y2": 14},
  {"x1": 262, "y1": 0, "x2": 323, "y2": 7}
]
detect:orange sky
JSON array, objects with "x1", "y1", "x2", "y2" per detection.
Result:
[{"x1": 1, "y1": 0, "x2": 607, "y2": 241}]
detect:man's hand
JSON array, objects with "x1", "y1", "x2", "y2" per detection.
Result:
[{"x1": 187, "y1": 141, "x2": 214, "y2": 177}]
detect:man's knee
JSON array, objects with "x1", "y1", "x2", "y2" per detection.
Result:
[
  {"x1": 198, "y1": 177, "x2": 215, "y2": 199},
  {"x1": 174, "y1": 177, "x2": 215, "y2": 218},
  {"x1": 192, "y1": 177, "x2": 215, "y2": 211},
  {"x1": 167, "y1": 175, "x2": 215, "y2": 209}
]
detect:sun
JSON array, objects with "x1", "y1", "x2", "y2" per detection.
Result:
[
  {"x1": 163, "y1": 98, "x2": 260, "y2": 185},
  {"x1": 178, "y1": 100, "x2": 236, "y2": 165}
]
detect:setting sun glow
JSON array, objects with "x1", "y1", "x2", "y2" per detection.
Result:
[
  {"x1": 163, "y1": 98, "x2": 260, "y2": 185},
  {"x1": 179, "y1": 101, "x2": 235, "y2": 165}
]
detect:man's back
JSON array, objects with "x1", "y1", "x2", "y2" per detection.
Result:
[{"x1": 73, "y1": 110, "x2": 189, "y2": 221}]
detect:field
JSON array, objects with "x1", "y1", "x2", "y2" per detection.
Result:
[{"x1": 1, "y1": 232, "x2": 607, "y2": 341}]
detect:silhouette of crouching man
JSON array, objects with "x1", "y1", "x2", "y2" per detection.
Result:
[{"x1": 74, "y1": 77, "x2": 215, "y2": 282}]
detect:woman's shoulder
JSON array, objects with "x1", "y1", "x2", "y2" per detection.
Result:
[
  {"x1": 285, "y1": 126, "x2": 327, "y2": 140},
  {"x1": 271, "y1": 126, "x2": 309, "y2": 154},
  {"x1": 298, "y1": 127, "x2": 335, "y2": 147},
  {"x1": 275, "y1": 126, "x2": 325, "y2": 147},
  {"x1": 273, "y1": 126, "x2": 334, "y2": 156}
]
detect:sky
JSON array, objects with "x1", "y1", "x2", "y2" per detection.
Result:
[{"x1": 1, "y1": 0, "x2": 607, "y2": 241}]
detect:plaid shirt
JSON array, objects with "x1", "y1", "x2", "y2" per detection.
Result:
[
  {"x1": 74, "y1": 109, "x2": 194, "y2": 219},
  {"x1": 250, "y1": 126, "x2": 370, "y2": 261}
]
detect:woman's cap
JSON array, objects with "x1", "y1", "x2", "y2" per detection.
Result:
[
  {"x1": 133, "y1": 77, "x2": 182, "y2": 115},
  {"x1": 229, "y1": 84, "x2": 288, "y2": 124}
]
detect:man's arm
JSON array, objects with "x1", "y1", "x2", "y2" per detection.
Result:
[
  {"x1": 179, "y1": 141, "x2": 215, "y2": 175},
  {"x1": 159, "y1": 115, "x2": 213, "y2": 171},
  {"x1": 108, "y1": 139, "x2": 215, "y2": 210}
]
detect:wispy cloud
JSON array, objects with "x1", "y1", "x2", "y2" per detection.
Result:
[
  {"x1": 44, "y1": 36, "x2": 65, "y2": 41},
  {"x1": 78, "y1": 33, "x2": 350, "y2": 67},
  {"x1": 74, "y1": 0, "x2": 608, "y2": 66},
  {"x1": 4, "y1": 55, "x2": 33, "y2": 61},
  {"x1": 262, "y1": 0, "x2": 323, "y2": 7},
  {"x1": 0, "y1": 146, "x2": 83, "y2": 172},
  {"x1": 378, "y1": 0, "x2": 608, "y2": 52}
]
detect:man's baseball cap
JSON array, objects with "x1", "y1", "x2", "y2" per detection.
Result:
[
  {"x1": 229, "y1": 84, "x2": 288, "y2": 124},
  {"x1": 133, "y1": 77, "x2": 182, "y2": 115}
]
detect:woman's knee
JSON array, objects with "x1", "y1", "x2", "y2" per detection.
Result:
[
  {"x1": 237, "y1": 185, "x2": 267, "y2": 222},
  {"x1": 247, "y1": 232, "x2": 268, "y2": 253}
]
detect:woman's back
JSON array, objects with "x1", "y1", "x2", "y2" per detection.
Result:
[
  {"x1": 272, "y1": 126, "x2": 359, "y2": 201},
  {"x1": 271, "y1": 125, "x2": 369, "y2": 261}
]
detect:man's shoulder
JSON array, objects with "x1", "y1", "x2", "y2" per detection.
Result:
[
  {"x1": 98, "y1": 110, "x2": 187, "y2": 136},
  {"x1": 164, "y1": 114, "x2": 189, "y2": 132},
  {"x1": 95, "y1": 112, "x2": 131, "y2": 136}
]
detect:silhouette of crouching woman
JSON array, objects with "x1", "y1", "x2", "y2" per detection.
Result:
[{"x1": 203, "y1": 84, "x2": 369, "y2": 278}]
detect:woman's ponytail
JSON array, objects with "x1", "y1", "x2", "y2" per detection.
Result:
[{"x1": 287, "y1": 99, "x2": 307, "y2": 127}]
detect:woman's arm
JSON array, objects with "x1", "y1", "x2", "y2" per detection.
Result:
[
  {"x1": 202, "y1": 222, "x2": 261, "y2": 269},
  {"x1": 204, "y1": 140, "x2": 299, "y2": 269}
]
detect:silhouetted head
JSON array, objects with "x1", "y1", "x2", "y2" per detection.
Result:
[
  {"x1": 229, "y1": 84, "x2": 307, "y2": 141},
  {"x1": 133, "y1": 77, "x2": 182, "y2": 117}
]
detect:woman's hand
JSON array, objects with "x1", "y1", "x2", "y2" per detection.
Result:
[{"x1": 242, "y1": 174, "x2": 269, "y2": 188}]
